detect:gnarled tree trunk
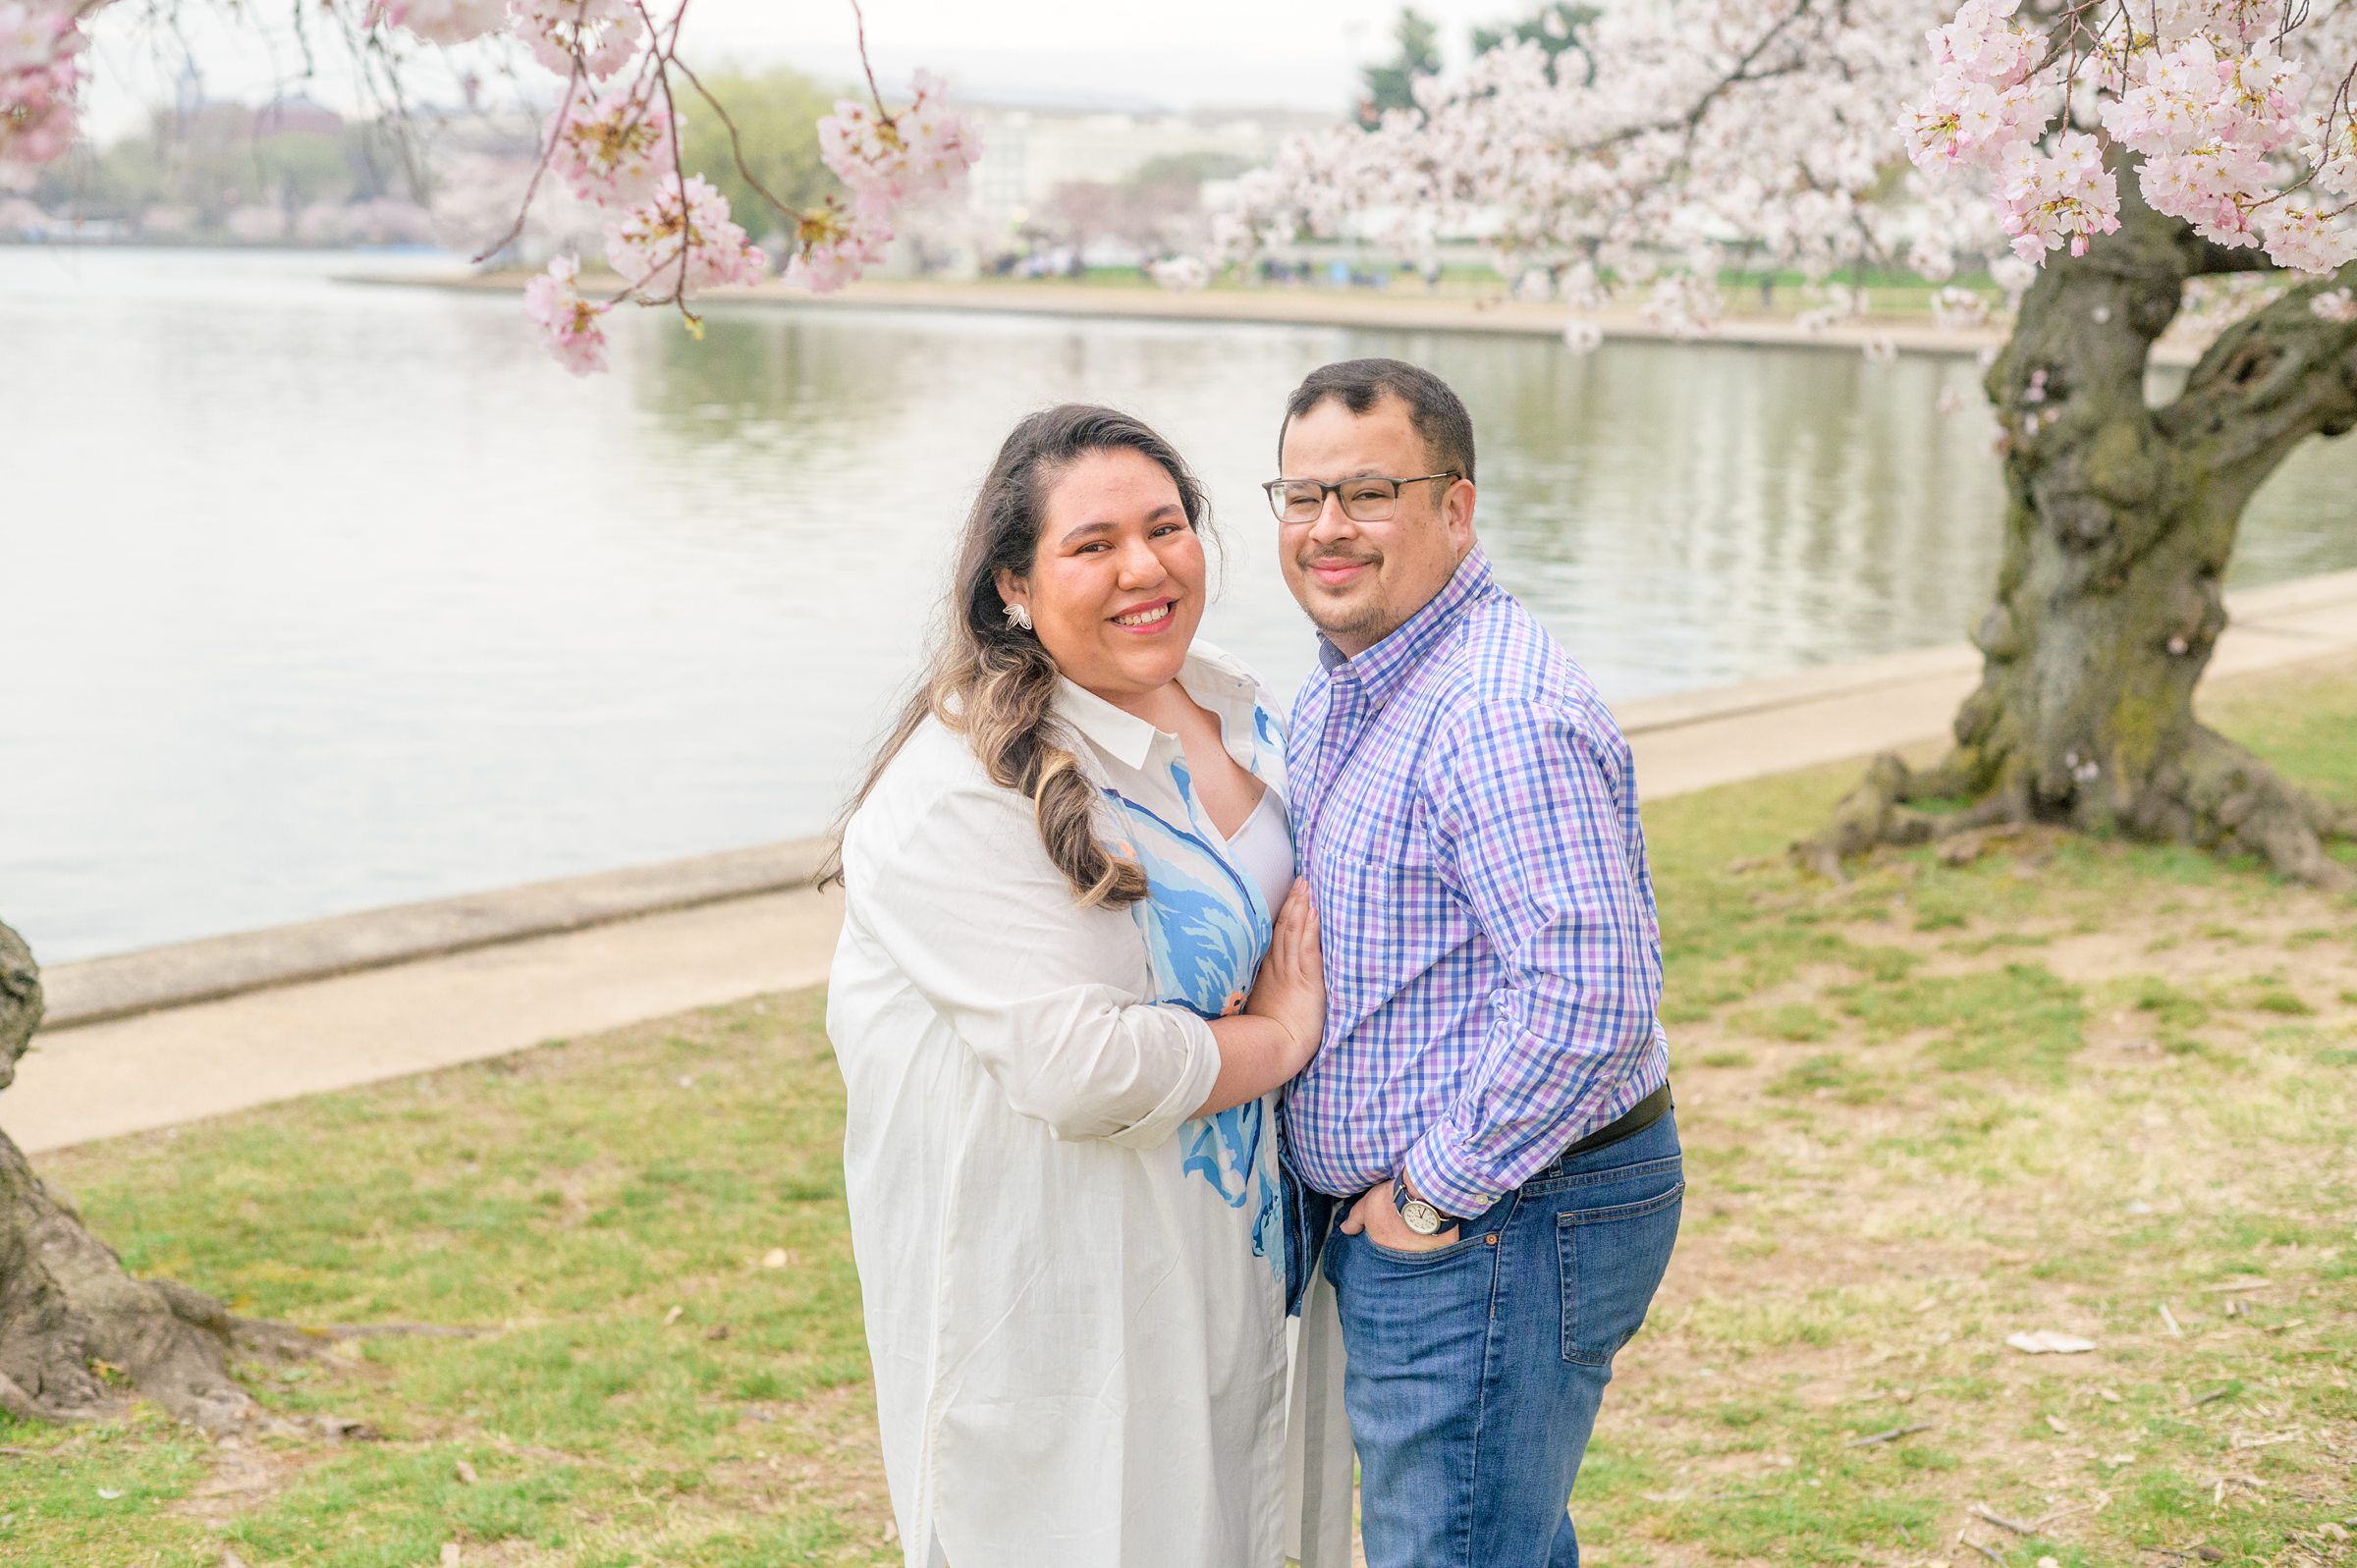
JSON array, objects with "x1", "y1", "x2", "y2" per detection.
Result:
[
  {"x1": 0, "y1": 919, "x2": 267, "y2": 1429},
  {"x1": 1801, "y1": 179, "x2": 2357, "y2": 888}
]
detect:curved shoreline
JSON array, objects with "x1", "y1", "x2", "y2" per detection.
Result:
[{"x1": 349, "y1": 270, "x2": 2177, "y2": 364}]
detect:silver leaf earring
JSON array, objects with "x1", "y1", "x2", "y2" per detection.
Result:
[{"x1": 1003, "y1": 602, "x2": 1033, "y2": 631}]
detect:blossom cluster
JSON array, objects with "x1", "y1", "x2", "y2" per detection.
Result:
[
  {"x1": 1902, "y1": 0, "x2": 2357, "y2": 273},
  {"x1": 546, "y1": 75, "x2": 676, "y2": 207},
  {"x1": 788, "y1": 69, "x2": 978, "y2": 294},
  {"x1": 356, "y1": 3, "x2": 975, "y2": 368},
  {"x1": 0, "y1": 0, "x2": 87, "y2": 178},
  {"x1": 605, "y1": 173, "x2": 764, "y2": 297}
]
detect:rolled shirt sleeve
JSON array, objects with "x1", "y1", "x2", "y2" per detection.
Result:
[
  {"x1": 1398, "y1": 700, "x2": 1667, "y2": 1220},
  {"x1": 851, "y1": 775, "x2": 1219, "y2": 1148}
]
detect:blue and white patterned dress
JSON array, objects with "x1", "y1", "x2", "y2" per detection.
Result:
[{"x1": 1099, "y1": 699, "x2": 1291, "y2": 1280}]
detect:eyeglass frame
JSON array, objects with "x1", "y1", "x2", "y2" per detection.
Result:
[{"x1": 1260, "y1": 470, "x2": 1463, "y2": 524}]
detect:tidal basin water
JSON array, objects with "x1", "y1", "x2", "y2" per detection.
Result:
[{"x1": 7, "y1": 247, "x2": 2357, "y2": 962}]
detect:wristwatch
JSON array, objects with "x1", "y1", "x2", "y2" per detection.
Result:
[{"x1": 1393, "y1": 1178, "x2": 1452, "y2": 1236}]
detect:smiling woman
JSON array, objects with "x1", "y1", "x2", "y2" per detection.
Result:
[{"x1": 817, "y1": 404, "x2": 1344, "y2": 1567}]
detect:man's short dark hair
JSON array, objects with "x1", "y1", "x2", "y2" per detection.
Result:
[{"x1": 1279, "y1": 358, "x2": 1476, "y2": 484}]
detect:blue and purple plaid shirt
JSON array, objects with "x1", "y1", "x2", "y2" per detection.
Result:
[{"x1": 1282, "y1": 547, "x2": 1672, "y2": 1220}]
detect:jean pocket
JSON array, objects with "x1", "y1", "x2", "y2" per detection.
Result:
[
  {"x1": 1362, "y1": 1228, "x2": 1488, "y2": 1266},
  {"x1": 1557, "y1": 1180, "x2": 1684, "y2": 1366}
]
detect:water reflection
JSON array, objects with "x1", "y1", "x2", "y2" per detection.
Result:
[{"x1": 4, "y1": 249, "x2": 2352, "y2": 961}]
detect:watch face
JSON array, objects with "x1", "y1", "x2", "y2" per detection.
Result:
[{"x1": 1400, "y1": 1199, "x2": 1445, "y2": 1235}]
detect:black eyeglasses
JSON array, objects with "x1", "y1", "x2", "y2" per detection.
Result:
[{"x1": 1262, "y1": 471, "x2": 1461, "y2": 524}]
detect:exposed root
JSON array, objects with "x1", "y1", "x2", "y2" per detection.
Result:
[
  {"x1": 1792, "y1": 755, "x2": 1939, "y2": 881},
  {"x1": 2142, "y1": 725, "x2": 2357, "y2": 892},
  {"x1": 0, "y1": 1369, "x2": 52, "y2": 1423},
  {"x1": 1796, "y1": 728, "x2": 2354, "y2": 892},
  {"x1": 1791, "y1": 752, "x2": 2019, "y2": 880}
]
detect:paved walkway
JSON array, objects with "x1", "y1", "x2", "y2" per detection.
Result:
[{"x1": 7, "y1": 568, "x2": 2353, "y2": 1155}]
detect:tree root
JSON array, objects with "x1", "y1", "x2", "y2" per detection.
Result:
[
  {"x1": 1794, "y1": 729, "x2": 2355, "y2": 892},
  {"x1": 2140, "y1": 725, "x2": 2357, "y2": 892},
  {"x1": 2, "y1": 921, "x2": 483, "y2": 1435},
  {"x1": 1791, "y1": 752, "x2": 2023, "y2": 881}
]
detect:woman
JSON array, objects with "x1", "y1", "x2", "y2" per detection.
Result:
[{"x1": 824, "y1": 406, "x2": 1323, "y2": 1567}]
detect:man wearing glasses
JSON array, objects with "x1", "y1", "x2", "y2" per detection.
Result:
[{"x1": 1270, "y1": 358, "x2": 1680, "y2": 1568}]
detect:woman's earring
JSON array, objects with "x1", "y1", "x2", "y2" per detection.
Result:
[{"x1": 1003, "y1": 602, "x2": 1033, "y2": 631}]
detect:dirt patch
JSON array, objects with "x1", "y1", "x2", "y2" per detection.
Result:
[{"x1": 165, "y1": 1434, "x2": 314, "y2": 1526}]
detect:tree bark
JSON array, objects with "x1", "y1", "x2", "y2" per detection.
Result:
[
  {"x1": 0, "y1": 920, "x2": 266, "y2": 1430},
  {"x1": 1799, "y1": 181, "x2": 2357, "y2": 888}
]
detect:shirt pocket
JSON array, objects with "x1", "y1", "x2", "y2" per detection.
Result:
[{"x1": 1319, "y1": 833, "x2": 1475, "y2": 1030}]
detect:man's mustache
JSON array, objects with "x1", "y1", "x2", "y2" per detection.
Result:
[{"x1": 1297, "y1": 550, "x2": 1380, "y2": 570}]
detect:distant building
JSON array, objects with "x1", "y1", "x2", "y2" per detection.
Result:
[{"x1": 958, "y1": 92, "x2": 1336, "y2": 232}]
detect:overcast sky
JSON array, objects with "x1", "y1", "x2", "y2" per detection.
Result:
[{"x1": 82, "y1": 0, "x2": 1540, "y2": 139}]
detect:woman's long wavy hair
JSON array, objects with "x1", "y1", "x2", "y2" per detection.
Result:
[{"x1": 821, "y1": 405, "x2": 1214, "y2": 908}]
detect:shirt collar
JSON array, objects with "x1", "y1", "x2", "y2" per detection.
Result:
[
  {"x1": 1318, "y1": 546, "x2": 1496, "y2": 706},
  {"x1": 1054, "y1": 643, "x2": 1260, "y2": 775}
]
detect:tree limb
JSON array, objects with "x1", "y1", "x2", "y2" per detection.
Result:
[{"x1": 2156, "y1": 264, "x2": 2357, "y2": 490}]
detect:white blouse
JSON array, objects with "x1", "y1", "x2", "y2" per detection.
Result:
[{"x1": 827, "y1": 641, "x2": 1307, "y2": 1568}]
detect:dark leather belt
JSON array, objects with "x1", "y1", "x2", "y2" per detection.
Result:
[{"x1": 1555, "y1": 1082, "x2": 1672, "y2": 1162}]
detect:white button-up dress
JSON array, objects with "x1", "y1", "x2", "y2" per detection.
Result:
[{"x1": 828, "y1": 642, "x2": 1298, "y2": 1568}]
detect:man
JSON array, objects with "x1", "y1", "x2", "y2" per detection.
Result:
[{"x1": 1273, "y1": 358, "x2": 1680, "y2": 1568}]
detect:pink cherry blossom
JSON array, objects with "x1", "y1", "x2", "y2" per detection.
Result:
[
  {"x1": 546, "y1": 76, "x2": 676, "y2": 206},
  {"x1": 510, "y1": 0, "x2": 643, "y2": 81},
  {"x1": 2310, "y1": 287, "x2": 2357, "y2": 322},
  {"x1": 1147, "y1": 254, "x2": 1211, "y2": 294},
  {"x1": 365, "y1": 0, "x2": 507, "y2": 46},
  {"x1": 782, "y1": 198, "x2": 893, "y2": 294},
  {"x1": 0, "y1": 0, "x2": 79, "y2": 78},
  {"x1": 1641, "y1": 275, "x2": 1723, "y2": 339},
  {"x1": 1996, "y1": 134, "x2": 2121, "y2": 261},
  {"x1": 521, "y1": 254, "x2": 611, "y2": 376},
  {"x1": 2262, "y1": 203, "x2": 2357, "y2": 274},
  {"x1": 0, "y1": 0, "x2": 84, "y2": 177},
  {"x1": 605, "y1": 175, "x2": 766, "y2": 299},
  {"x1": 816, "y1": 70, "x2": 979, "y2": 210}
]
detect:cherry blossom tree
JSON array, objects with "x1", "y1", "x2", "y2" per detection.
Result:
[
  {"x1": 1227, "y1": 0, "x2": 2357, "y2": 887},
  {"x1": 3, "y1": 0, "x2": 978, "y2": 373},
  {"x1": 0, "y1": 0, "x2": 979, "y2": 1429}
]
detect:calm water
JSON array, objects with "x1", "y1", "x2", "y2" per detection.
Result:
[{"x1": 6, "y1": 248, "x2": 2355, "y2": 962}]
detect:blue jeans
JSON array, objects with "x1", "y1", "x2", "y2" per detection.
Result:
[{"x1": 1324, "y1": 1110, "x2": 1684, "y2": 1568}]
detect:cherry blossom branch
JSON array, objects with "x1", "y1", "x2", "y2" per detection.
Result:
[
  {"x1": 623, "y1": 0, "x2": 696, "y2": 319},
  {"x1": 1583, "y1": 0, "x2": 1817, "y2": 156},
  {"x1": 849, "y1": 0, "x2": 887, "y2": 117},
  {"x1": 466, "y1": 1, "x2": 588, "y2": 263},
  {"x1": 669, "y1": 53, "x2": 806, "y2": 228}
]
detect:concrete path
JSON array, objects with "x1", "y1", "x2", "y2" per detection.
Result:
[{"x1": 8, "y1": 568, "x2": 2353, "y2": 1155}]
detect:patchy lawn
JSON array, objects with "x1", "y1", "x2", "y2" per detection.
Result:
[{"x1": 6, "y1": 659, "x2": 2354, "y2": 1567}]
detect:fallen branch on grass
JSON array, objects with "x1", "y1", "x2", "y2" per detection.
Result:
[
  {"x1": 1846, "y1": 1422, "x2": 1936, "y2": 1447},
  {"x1": 1972, "y1": 1503, "x2": 2038, "y2": 1536}
]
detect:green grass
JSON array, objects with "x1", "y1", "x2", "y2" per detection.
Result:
[
  {"x1": 8, "y1": 662, "x2": 2355, "y2": 1565},
  {"x1": 7, "y1": 997, "x2": 896, "y2": 1567}
]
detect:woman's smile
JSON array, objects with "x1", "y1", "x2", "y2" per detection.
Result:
[{"x1": 1110, "y1": 597, "x2": 1178, "y2": 632}]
